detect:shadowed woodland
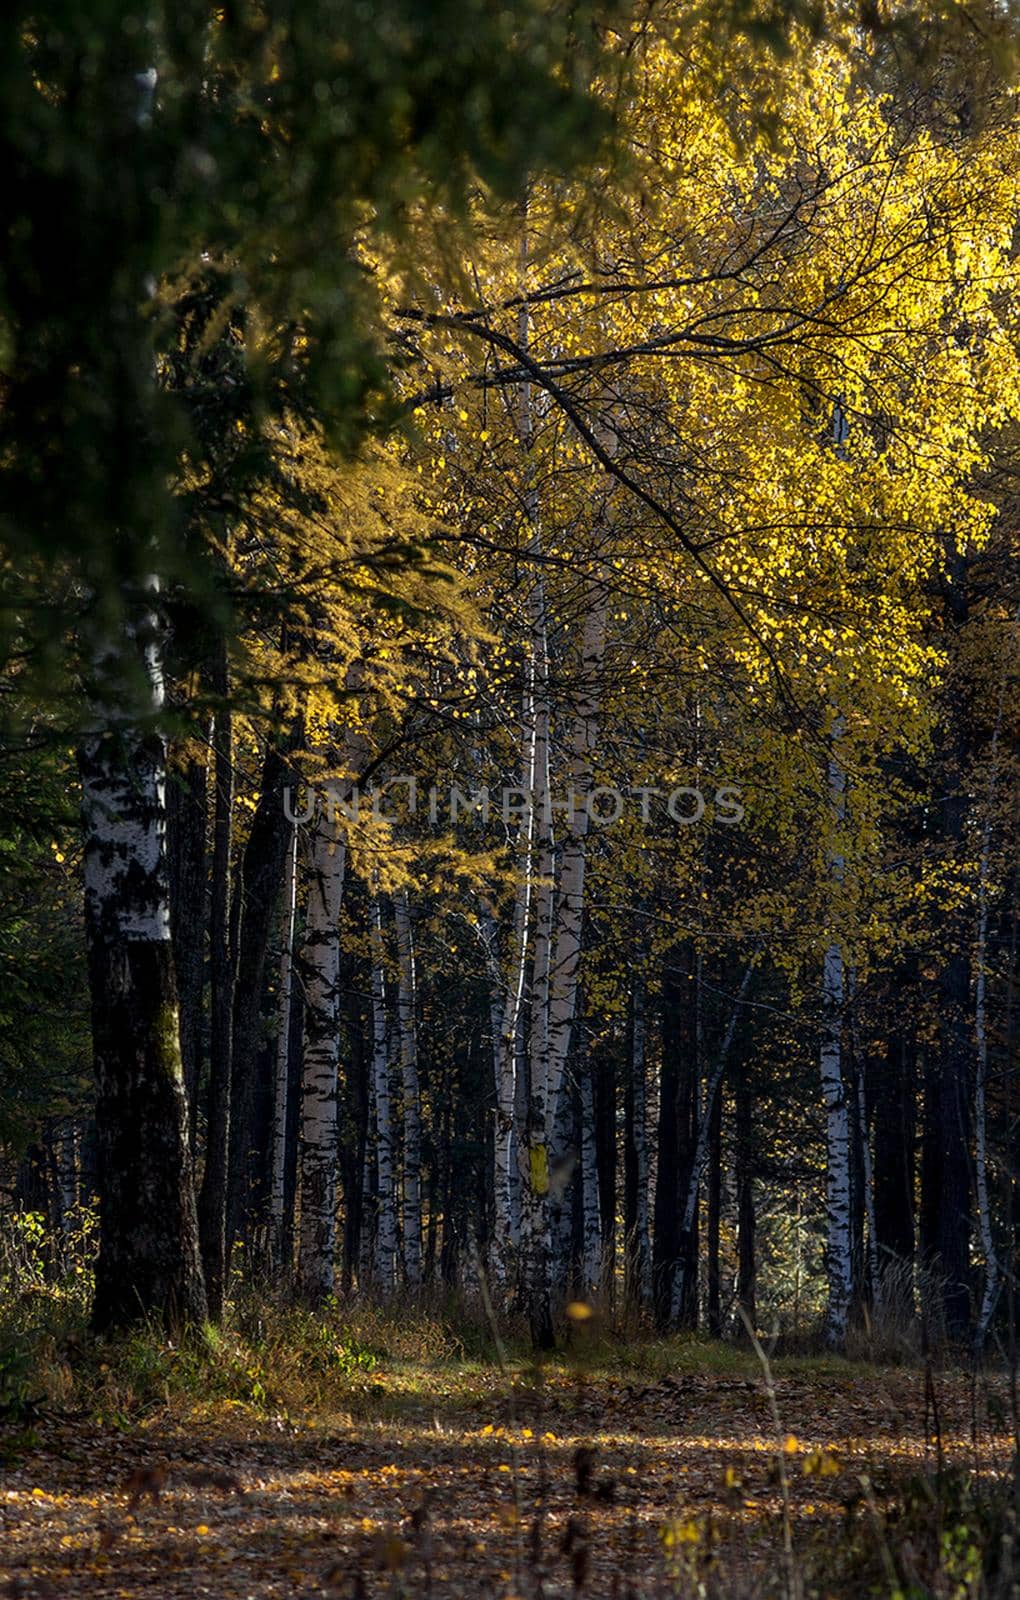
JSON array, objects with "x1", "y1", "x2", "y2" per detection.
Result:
[{"x1": 1, "y1": 0, "x2": 1020, "y2": 1595}]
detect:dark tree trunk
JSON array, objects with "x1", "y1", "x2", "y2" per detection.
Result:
[
  {"x1": 623, "y1": 980, "x2": 650, "y2": 1312},
  {"x1": 919, "y1": 1042, "x2": 940, "y2": 1269},
  {"x1": 226, "y1": 727, "x2": 301, "y2": 1261},
  {"x1": 735, "y1": 1064, "x2": 756, "y2": 1332},
  {"x1": 595, "y1": 1039, "x2": 617, "y2": 1304},
  {"x1": 79, "y1": 594, "x2": 206, "y2": 1335},
  {"x1": 569, "y1": 1074, "x2": 584, "y2": 1289},
  {"x1": 706, "y1": 1084, "x2": 723, "y2": 1336},
  {"x1": 653, "y1": 947, "x2": 698, "y2": 1329},
  {"x1": 79, "y1": 1119, "x2": 99, "y2": 1206},
  {"x1": 849, "y1": 1051, "x2": 868, "y2": 1321},
  {"x1": 166, "y1": 739, "x2": 208, "y2": 1145},
  {"x1": 85, "y1": 938, "x2": 207, "y2": 1331},
  {"x1": 340, "y1": 977, "x2": 368, "y2": 1295},
  {"x1": 281, "y1": 970, "x2": 306, "y2": 1275},
  {"x1": 873, "y1": 1030, "x2": 916, "y2": 1304},
  {"x1": 199, "y1": 653, "x2": 234, "y2": 1320},
  {"x1": 15, "y1": 1144, "x2": 48, "y2": 1212},
  {"x1": 936, "y1": 938, "x2": 973, "y2": 1338},
  {"x1": 929, "y1": 548, "x2": 974, "y2": 1341}
]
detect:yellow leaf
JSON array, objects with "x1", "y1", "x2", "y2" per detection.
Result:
[{"x1": 529, "y1": 1144, "x2": 549, "y2": 1196}]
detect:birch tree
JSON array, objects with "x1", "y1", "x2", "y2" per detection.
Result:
[
  {"x1": 79, "y1": 580, "x2": 206, "y2": 1332},
  {"x1": 297, "y1": 793, "x2": 347, "y2": 1306},
  {"x1": 487, "y1": 662, "x2": 538, "y2": 1283}
]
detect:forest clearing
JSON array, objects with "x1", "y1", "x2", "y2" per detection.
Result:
[
  {"x1": 2, "y1": 0, "x2": 1020, "y2": 1594},
  {"x1": 1, "y1": 1316, "x2": 1018, "y2": 1600}
]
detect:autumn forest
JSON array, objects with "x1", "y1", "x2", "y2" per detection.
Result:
[{"x1": 1, "y1": 2, "x2": 1020, "y2": 1596}]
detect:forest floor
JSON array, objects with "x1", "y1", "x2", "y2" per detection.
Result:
[{"x1": 0, "y1": 1330, "x2": 1016, "y2": 1600}]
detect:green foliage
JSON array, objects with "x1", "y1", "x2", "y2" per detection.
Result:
[
  {"x1": 0, "y1": 736, "x2": 89, "y2": 1148},
  {"x1": 0, "y1": 0, "x2": 618, "y2": 676},
  {"x1": 0, "y1": 1334, "x2": 45, "y2": 1422}
]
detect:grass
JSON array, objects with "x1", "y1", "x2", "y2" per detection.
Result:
[
  {"x1": 3, "y1": 1217, "x2": 1019, "y2": 1595},
  {"x1": 1, "y1": 1285, "x2": 1019, "y2": 1597}
]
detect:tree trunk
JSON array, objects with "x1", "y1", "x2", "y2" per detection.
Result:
[
  {"x1": 872, "y1": 1028, "x2": 916, "y2": 1312},
  {"x1": 624, "y1": 976, "x2": 652, "y2": 1312},
  {"x1": 297, "y1": 798, "x2": 345, "y2": 1305},
  {"x1": 166, "y1": 733, "x2": 208, "y2": 1146},
  {"x1": 821, "y1": 731, "x2": 852, "y2": 1350},
  {"x1": 369, "y1": 894, "x2": 398, "y2": 1295},
  {"x1": 269, "y1": 824, "x2": 299, "y2": 1273},
  {"x1": 936, "y1": 889, "x2": 973, "y2": 1340},
  {"x1": 340, "y1": 965, "x2": 368, "y2": 1294},
  {"x1": 487, "y1": 662, "x2": 537, "y2": 1286},
  {"x1": 198, "y1": 647, "x2": 235, "y2": 1321},
  {"x1": 735, "y1": 1065, "x2": 756, "y2": 1332},
  {"x1": 226, "y1": 727, "x2": 301, "y2": 1262},
  {"x1": 706, "y1": 1085, "x2": 722, "y2": 1337},
  {"x1": 394, "y1": 889, "x2": 423, "y2": 1290},
  {"x1": 973, "y1": 606, "x2": 1016, "y2": 1348},
  {"x1": 79, "y1": 581, "x2": 206, "y2": 1333},
  {"x1": 524, "y1": 564, "x2": 556, "y2": 1349},
  {"x1": 671, "y1": 961, "x2": 752, "y2": 1322},
  {"x1": 654, "y1": 948, "x2": 698, "y2": 1329},
  {"x1": 594, "y1": 1039, "x2": 616, "y2": 1305},
  {"x1": 931, "y1": 548, "x2": 975, "y2": 1341},
  {"x1": 580, "y1": 1058, "x2": 601, "y2": 1295}
]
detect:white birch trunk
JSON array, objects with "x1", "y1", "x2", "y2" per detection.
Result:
[
  {"x1": 297, "y1": 800, "x2": 346, "y2": 1305},
  {"x1": 370, "y1": 895, "x2": 398, "y2": 1295},
  {"x1": 79, "y1": 575, "x2": 206, "y2": 1329},
  {"x1": 393, "y1": 888, "x2": 423, "y2": 1290},
  {"x1": 486, "y1": 657, "x2": 537, "y2": 1283},
  {"x1": 269, "y1": 823, "x2": 298, "y2": 1267},
  {"x1": 545, "y1": 584, "x2": 609, "y2": 1146},
  {"x1": 524, "y1": 610, "x2": 555, "y2": 1338},
  {"x1": 58, "y1": 1119, "x2": 78, "y2": 1229},
  {"x1": 821, "y1": 728, "x2": 852, "y2": 1349}
]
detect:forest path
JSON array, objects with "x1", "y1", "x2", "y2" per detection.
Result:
[{"x1": 0, "y1": 1356, "x2": 1013, "y2": 1598}]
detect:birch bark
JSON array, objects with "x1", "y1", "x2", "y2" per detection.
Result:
[
  {"x1": 488, "y1": 663, "x2": 537, "y2": 1282},
  {"x1": 524, "y1": 568, "x2": 556, "y2": 1346},
  {"x1": 545, "y1": 585, "x2": 609, "y2": 1144},
  {"x1": 297, "y1": 796, "x2": 346, "y2": 1305},
  {"x1": 80, "y1": 579, "x2": 206, "y2": 1332}
]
